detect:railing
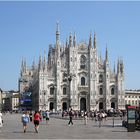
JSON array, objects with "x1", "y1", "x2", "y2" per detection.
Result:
[{"x1": 78, "y1": 86, "x2": 88, "y2": 91}]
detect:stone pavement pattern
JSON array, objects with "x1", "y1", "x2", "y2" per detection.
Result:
[{"x1": 0, "y1": 113, "x2": 140, "y2": 139}]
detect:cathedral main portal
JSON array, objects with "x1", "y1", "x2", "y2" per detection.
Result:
[
  {"x1": 80, "y1": 98, "x2": 86, "y2": 111},
  {"x1": 62, "y1": 102, "x2": 67, "y2": 111}
]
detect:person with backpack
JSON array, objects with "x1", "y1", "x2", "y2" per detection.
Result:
[{"x1": 21, "y1": 111, "x2": 30, "y2": 133}]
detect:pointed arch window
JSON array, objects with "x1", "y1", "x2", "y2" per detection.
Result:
[
  {"x1": 99, "y1": 74, "x2": 103, "y2": 83},
  {"x1": 111, "y1": 87, "x2": 115, "y2": 95},
  {"x1": 81, "y1": 77, "x2": 85, "y2": 85},
  {"x1": 63, "y1": 87, "x2": 67, "y2": 95},
  {"x1": 80, "y1": 55, "x2": 86, "y2": 69},
  {"x1": 50, "y1": 87, "x2": 54, "y2": 95},
  {"x1": 99, "y1": 87, "x2": 103, "y2": 95}
]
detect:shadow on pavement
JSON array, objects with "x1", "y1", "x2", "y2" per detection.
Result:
[
  {"x1": 111, "y1": 130, "x2": 127, "y2": 132},
  {"x1": 13, "y1": 131, "x2": 35, "y2": 134}
]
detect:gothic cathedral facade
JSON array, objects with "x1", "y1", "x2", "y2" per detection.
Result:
[{"x1": 19, "y1": 23, "x2": 125, "y2": 111}]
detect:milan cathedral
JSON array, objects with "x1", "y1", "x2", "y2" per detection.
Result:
[{"x1": 19, "y1": 23, "x2": 125, "y2": 111}]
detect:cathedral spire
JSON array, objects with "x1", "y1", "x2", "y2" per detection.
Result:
[
  {"x1": 69, "y1": 32, "x2": 73, "y2": 47},
  {"x1": 24, "y1": 58, "x2": 27, "y2": 73},
  {"x1": 56, "y1": 21, "x2": 60, "y2": 43},
  {"x1": 73, "y1": 32, "x2": 76, "y2": 47},
  {"x1": 117, "y1": 58, "x2": 120, "y2": 73},
  {"x1": 56, "y1": 21, "x2": 60, "y2": 57},
  {"x1": 21, "y1": 58, "x2": 24, "y2": 70},
  {"x1": 43, "y1": 50, "x2": 47, "y2": 70},
  {"x1": 66, "y1": 38, "x2": 68, "y2": 48},
  {"x1": 89, "y1": 31, "x2": 92, "y2": 48},
  {"x1": 99, "y1": 51, "x2": 103, "y2": 64},
  {"x1": 32, "y1": 57, "x2": 36, "y2": 70},
  {"x1": 105, "y1": 44, "x2": 108, "y2": 62},
  {"x1": 44, "y1": 50, "x2": 47, "y2": 64},
  {"x1": 114, "y1": 61, "x2": 116, "y2": 73},
  {"x1": 94, "y1": 31, "x2": 96, "y2": 49},
  {"x1": 120, "y1": 58, "x2": 124, "y2": 74},
  {"x1": 39, "y1": 53, "x2": 43, "y2": 71}
]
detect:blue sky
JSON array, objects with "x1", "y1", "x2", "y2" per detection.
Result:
[{"x1": 0, "y1": 1, "x2": 140, "y2": 91}]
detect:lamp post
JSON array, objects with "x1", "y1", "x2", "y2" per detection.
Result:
[
  {"x1": 112, "y1": 108, "x2": 115, "y2": 127},
  {"x1": 64, "y1": 72, "x2": 76, "y2": 110},
  {"x1": 51, "y1": 85, "x2": 56, "y2": 111},
  {"x1": 68, "y1": 75, "x2": 72, "y2": 109}
]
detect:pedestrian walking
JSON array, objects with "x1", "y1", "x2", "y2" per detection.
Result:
[
  {"x1": 68, "y1": 108, "x2": 74, "y2": 126},
  {"x1": 45, "y1": 110, "x2": 50, "y2": 124},
  {"x1": 0, "y1": 111, "x2": 3, "y2": 128},
  {"x1": 33, "y1": 111, "x2": 41, "y2": 133},
  {"x1": 84, "y1": 111, "x2": 88, "y2": 125},
  {"x1": 98, "y1": 111, "x2": 103, "y2": 128},
  {"x1": 21, "y1": 111, "x2": 30, "y2": 133},
  {"x1": 29, "y1": 111, "x2": 33, "y2": 122},
  {"x1": 42, "y1": 111, "x2": 46, "y2": 120}
]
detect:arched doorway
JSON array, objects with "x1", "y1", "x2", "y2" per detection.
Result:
[
  {"x1": 62, "y1": 102, "x2": 67, "y2": 111},
  {"x1": 111, "y1": 102, "x2": 115, "y2": 109},
  {"x1": 99, "y1": 102, "x2": 103, "y2": 110},
  {"x1": 49, "y1": 102, "x2": 54, "y2": 111},
  {"x1": 80, "y1": 98, "x2": 86, "y2": 111}
]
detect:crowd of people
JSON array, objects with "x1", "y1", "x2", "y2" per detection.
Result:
[
  {"x1": 62, "y1": 109, "x2": 126, "y2": 119},
  {"x1": 0, "y1": 108, "x2": 132, "y2": 133},
  {"x1": 65, "y1": 108, "x2": 109, "y2": 127},
  {"x1": 0, "y1": 108, "x2": 113, "y2": 133},
  {"x1": 61, "y1": 108, "x2": 127, "y2": 127}
]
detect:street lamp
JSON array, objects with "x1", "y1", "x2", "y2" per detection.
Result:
[
  {"x1": 64, "y1": 72, "x2": 76, "y2": 110},
  {"x1": 68, "y1": 75, "x2": 72, "y2": 109}
]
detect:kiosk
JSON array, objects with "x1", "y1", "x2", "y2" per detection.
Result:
[{"x1": 127, "y1": 106, "x2": 136, "y2": 132}]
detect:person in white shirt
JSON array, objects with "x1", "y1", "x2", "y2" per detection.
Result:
[{"x1": 0, "y1": 111, "x2": 3, "y2": 128}]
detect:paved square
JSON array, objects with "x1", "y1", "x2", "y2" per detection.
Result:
[{"x1": 0, "y1": 113, "x2": 140, "y2": 139}]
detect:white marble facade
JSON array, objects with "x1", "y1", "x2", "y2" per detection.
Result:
[{"x1": 19, "y1": 23, "x2": 125, "y2": 111}]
